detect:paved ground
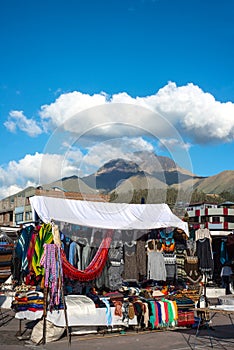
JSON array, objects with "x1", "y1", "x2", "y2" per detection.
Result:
[{"x1": 1, "y1": 308, "x2": 234, "y2": 350}]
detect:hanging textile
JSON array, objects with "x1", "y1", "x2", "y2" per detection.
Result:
[
  {"x1": 147, "y1": 250, "x2": 167, "y2": 281},
  {"x1": 15, "y1": 225, "x2": 34, "y2": 275},
  {"x1": 32, "y1": 223, "x2": 53, "y2": 276},
  {"x1": 25, "y1": 226, "x2": 40, "y2": 285},
  {"x1": 226, "y1": 233, "x2": 234, "y2": 261},
  {"x1": 61, "y1": 230, "x2": 113, "y2": 281},
  {"x1": 196, "y1": 238, "x2": 214, "y2": 277},
  {"x1": 147, "y1": 299, "x2": 178, "y2": 329},
  {"x1": 40, "y1": 244, "x2": 63, "y2": 310}
]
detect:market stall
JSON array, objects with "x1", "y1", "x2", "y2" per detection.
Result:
[{"x1": 9, "y1": 195, "x2": 208, "y2": 345}]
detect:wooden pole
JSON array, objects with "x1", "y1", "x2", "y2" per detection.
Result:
[
  {"x1": 42, "y1": 286, "x2": 48, "y2": 345},
  {"x1": 61, "y1": 280, "x2": 71, "y2": 345},
  {"x1": 58, "y1": 250, "x2": 71, "y2": 345}
]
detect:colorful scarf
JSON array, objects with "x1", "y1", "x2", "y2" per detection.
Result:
[
  {"x1": 32, "y1": 223, "x2": 53, "y2": 276},
  {"x1": 40, "y1": 243, "x2": 63, "y2": 310}
]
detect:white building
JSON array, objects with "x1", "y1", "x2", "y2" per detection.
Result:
[{"x1": 186, "y1": 201, "x2": 234, "y2": 236}]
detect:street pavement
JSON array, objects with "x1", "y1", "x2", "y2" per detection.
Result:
[{"x1": 1, "y1": 309, "x2": 234, "y2": 350}]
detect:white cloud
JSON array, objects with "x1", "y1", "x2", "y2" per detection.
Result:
[
  {"x1": 81, "y1": 137, "x2": 154, "y2": 173},
  {"x1": 2, "y1": 82, "x2": 234, "y2": 199},
  {"x1": 6, "y1": 82, "x2": 234, "y2": 144},
  {"x1": 39, "y1": 91, "x2": 107, "y2": 129},
  {"x1": 159, "y1": 138, "x2": 191, "y2": 151},
  {"x1": 37, "y1": 82, "x2": 234, "y2": 144},
  {"x1": 0, "y1": 137, "x2": 158, "y2": 199},
  {"x1": 4, "y1": 110, "x2": 43, "y2": 137},
  {"x1": 0, "y1": 184, "x2": 25, "y2": 200},
  {"x1": 0, "y1": 152, "x2": 81, "y2": 199}
]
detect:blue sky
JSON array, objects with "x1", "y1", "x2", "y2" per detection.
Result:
[{"x1": 0, "y1": 0, "x2": 234, "y2": 199}]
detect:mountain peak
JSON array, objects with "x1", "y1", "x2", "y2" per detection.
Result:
[{"x1": 97, "y1": 158, "x2": 140, "y2": 175}]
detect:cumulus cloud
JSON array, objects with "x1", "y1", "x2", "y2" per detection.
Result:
[
  {"x1": 0, "y1": 136, "x2": 159, "y2": 199},
  {"x1": 0, "y1": 152, "x2": 81, "y2": 199},
  {"x1": 4, "y1": 110, "x2": 43, "y2": 137},
  {"x1": 37, "y1": 82, "x2": 234, "y2": 144},
  {"x1": 79, "y1": 137, "x2": 155, "y2": 174},
  {"x1": 159, "y1": 138, "x2": 191, "y2": 151},
  {"x1": 39, "y1": 91, "x2": 107, "y2": 130},
  {"x1": 2, "y1": 82, "x2": 234, "y2": 198},
  {"x1": 6, "y1": 82, "x2": 234, "y2": 144},
  {"x1": 0, "y1": 184, "x2": 25, "y2": 200}
]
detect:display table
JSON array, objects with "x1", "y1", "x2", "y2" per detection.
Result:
[
  {"x1": 218, "y1": 295, "x2": 234, "y2": 305},
  {"x1": 15, "y1": 295, "x2": 137, "y2": 328},
  {"x1": 188, "y1": 306, "x2": 234, "y2": 349},
  {"x1": 0, "y1": 292, "x2": 15, "y2": 309}
]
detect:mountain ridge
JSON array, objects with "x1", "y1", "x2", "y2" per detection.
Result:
[{"x1": 43, "y1": 151, "x2": 234, "y2": 196}]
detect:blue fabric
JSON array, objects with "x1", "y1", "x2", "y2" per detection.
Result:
[
  {"x1": 102, "y1": 297, "x2": 112, "y2": 326},
  {"x1": 220, "y1": 240, "x2": 228, "y2": 265},
  {"x1": 156, "y1": 301, "x2": 162, "y2": 325},
  {"x1": 69, "y1": 241, "x2": 76, "y2": 265},
  {"x1": 15, "y1": 225, "x2": 34, "y2": 273}
]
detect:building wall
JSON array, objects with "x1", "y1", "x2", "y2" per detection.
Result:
[
  {"x1": 0, "y1": 187, "x2": 110, "y2": 227},
  {"x1": 186, "y1": 202, "x2": 234, "y2": 234}
]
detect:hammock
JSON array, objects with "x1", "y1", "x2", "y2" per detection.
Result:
[{"x1": 61, "y1": 230, "x2": 113, "y2": 281}]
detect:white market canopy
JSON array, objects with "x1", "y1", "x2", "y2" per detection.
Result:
[{"x1": 30, "y1": 196, "x2": 189, "y2": 236}]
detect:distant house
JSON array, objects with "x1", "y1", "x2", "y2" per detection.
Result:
[{"x1": 185, "y1": 201, "x2": 234, "y2": 236}]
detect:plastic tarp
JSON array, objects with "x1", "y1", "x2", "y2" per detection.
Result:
[{"x1": 30, "y1": 196, "x2": 188, "y2": 235}]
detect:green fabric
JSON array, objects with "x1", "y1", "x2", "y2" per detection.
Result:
[{"x1": 32, "y1": 223, "x2": 53, "y2": 276}]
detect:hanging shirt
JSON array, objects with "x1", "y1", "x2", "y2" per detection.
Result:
[{"x1": 147, "y1": 251, "x2": 167, "y2": 281}]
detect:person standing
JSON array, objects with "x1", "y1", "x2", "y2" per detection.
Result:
[{"x1": 220, "y1": 263, "x2": 233, "y2": 295}]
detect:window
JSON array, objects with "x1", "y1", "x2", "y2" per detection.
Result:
[
  {"x1": 192, "y1": 217, "x2": 200, "y2": 223},
  {"x1": 25, "y1": 197, "x2": 31, "y2": 205},
  {"x1": 225, "y1": 216, "x2": 234, "y2": 223},
  {"x1": 201, "y1": 216, "x2": 209, "y2": 223},
  {"x1": 15, "y1": 213, "x2": 23, "y2": 223},
  {"x1": 25, "y1": 211, "x2": 32, "y2": 220},
  {"x1": 212, "y1": 216, "x2": 220, "y2": 223}
]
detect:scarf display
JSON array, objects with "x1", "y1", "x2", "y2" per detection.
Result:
[
  {"x1": 147, "y1": 299, "x2": 178, "y2": 329},
  {"x1": 61, "y1": 230, "x2": 113, "y2": 281},
  {"x1": 32, "y1": 223, "x2": 53, "y2": 276},
  {"x1": 40, "y1": 243, "x2": 63, "y2": 310}
]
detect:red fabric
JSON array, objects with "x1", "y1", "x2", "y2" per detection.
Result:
[
  {"x1": 164, "y1": 302, "x2": 169, "y2": 324},
  {"x1": 62, "y1": 230, "x2": 113, "y2": 281},
  {"x1": 177, "y1": 311, "x2": 195, "y2": 326},
  {"x1": 25, "y1": 230, "x2": 39, "y2": 285},
  {"x1": 154, "y1": 301, "x2": 159, "y2": 327}
]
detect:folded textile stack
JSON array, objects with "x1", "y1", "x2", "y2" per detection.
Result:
[
  {"x1": 177, "y1": 310, "x2": 195, "y2": 327},
  {"x1": 12, "y1": 291, "x2": 44, "y2": 312},
  {"x1": 172, "y1": 296, "x2": 195, "y2": 310}
]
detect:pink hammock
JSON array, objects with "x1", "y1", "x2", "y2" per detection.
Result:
[{"x1": 61, "y1": 230, "x2": 113, "y2": 281}]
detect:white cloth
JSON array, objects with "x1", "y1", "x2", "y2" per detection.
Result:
[
  {"x1": 209, "y1": 305, "x2": 234, "y2": 312},
  {"x1": 30, "y1": 196, "x2": 188, "y2": 235},
  {"x1": 15, "y1": 295, "x2": 137, "y2": 327}
]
